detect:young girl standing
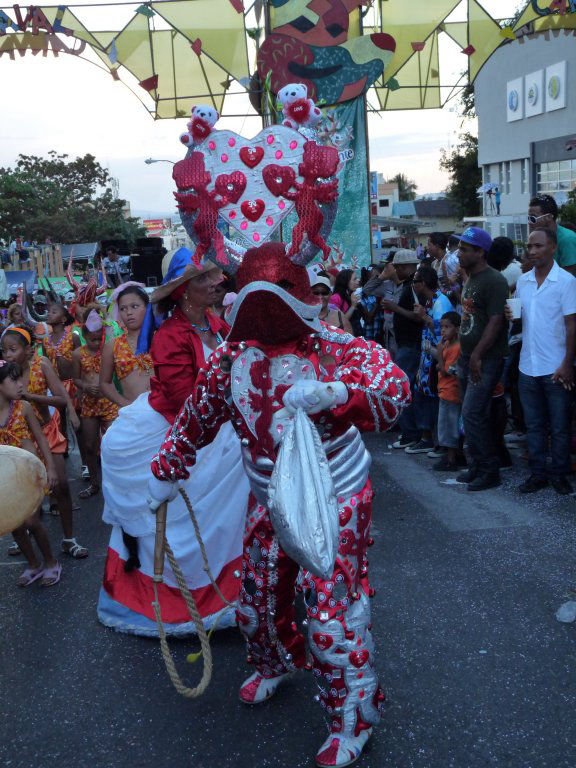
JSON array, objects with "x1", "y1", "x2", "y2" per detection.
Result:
[
  {"x1": 42, "y1": 299, "x2": 80, "y2": 381},
  {"x1": 1, "y1": 327, "x2": 88, "y2": 558},
  {"x1": 71, "y1": 313, "x2": 118, "y2": 498},
  {"x1": 99, "y1": 284, "x2": 153, "y2": 408},
  {"x1": 0, "y1": 360, "x2": 61, "y2": 587}
]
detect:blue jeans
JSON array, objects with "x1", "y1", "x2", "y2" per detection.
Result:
[
  {"x1": 459, "y1": 356, "x2": 504, "y2": 474},
  {"x1": 394, "y1": 345, "x2": 421, "y2": 441},
  {"x1": 518, "y1": 372, "x2": 572, "y2": 477}
]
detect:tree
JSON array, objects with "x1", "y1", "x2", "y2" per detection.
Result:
[
  {"x1": 439, "y1": 133, "x2": 481, "y2": 219},
  {"x1": 0, "y1": 151, "x2": 145, "y2": 246},
  {"x1": 560, "y1": 188, "x2": 576, "y2": 227},
  {"x1": 387, "y1": 173, "x2": 418, "y2": 201}
]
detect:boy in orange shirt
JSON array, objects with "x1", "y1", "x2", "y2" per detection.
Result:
[{"x1": 434, "y1": 312, "x2": 462, "y2": 471}]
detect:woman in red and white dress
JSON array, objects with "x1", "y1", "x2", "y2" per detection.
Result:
[{"x1": 98, "y1": 248, "x2": 249, "y2": 636}]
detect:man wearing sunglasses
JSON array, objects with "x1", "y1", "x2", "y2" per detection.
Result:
[{"x1": 528, "y1": 195, "x2": 576, "y2": 276}]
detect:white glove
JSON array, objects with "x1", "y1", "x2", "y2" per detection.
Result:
[
  {"x1": 283, "y1": 380, "x2": 348, "y2": 415},
  {"x1": 147, "y1": 475, "x2": 180, "y2": 512}
]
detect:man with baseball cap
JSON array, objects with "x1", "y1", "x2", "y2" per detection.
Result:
[{"x1": 456, "y1": 227, "x2": 509, "y2": 491}]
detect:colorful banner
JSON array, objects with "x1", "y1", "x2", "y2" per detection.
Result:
[
  {"x1": 281, "y1": 98, "x2": 371, "y2": 267},
  {"x1": 320, "y1": 99, "x2": 371, "y2": 266}
]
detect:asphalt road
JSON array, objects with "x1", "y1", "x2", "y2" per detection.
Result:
[{"x1": 1, "y1": 435, "x2": 575, "y2": 768}]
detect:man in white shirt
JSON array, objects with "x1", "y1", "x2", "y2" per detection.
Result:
[{"x1": 512, "y1": 228, "x2": 576, "y2": 495}]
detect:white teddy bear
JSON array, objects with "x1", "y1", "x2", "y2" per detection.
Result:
[
  {"x1": 277, "y1": 83, "x2": 322, "y2": 130},
  {"x1": 179, "y1": 104, "x2": 220, "y2": 147}
]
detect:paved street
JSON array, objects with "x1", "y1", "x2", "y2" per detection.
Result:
[{"x1": 1, "y1": 435, "x2": 575, "y2": 768}]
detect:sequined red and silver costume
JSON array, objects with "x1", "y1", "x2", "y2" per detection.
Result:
[{"x1": 152, "y1": 324, "x2": 410, "y2": 744}]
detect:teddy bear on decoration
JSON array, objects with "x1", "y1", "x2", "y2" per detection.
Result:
[
  {"x1": 179, "y1": 104, "x2": 220, "y2": 147},
  {"x1": 277, "y1": 83, "x2": 322, "y2": 130}
]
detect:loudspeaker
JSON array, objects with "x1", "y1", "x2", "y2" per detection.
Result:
[
  {"x1": 130, "y1": 253, "x2": 163, "y2": 287},
  {"x1": 101, "y1": 239, "x2": 130, "y2": 255},
  {"x1": 136, "y1": 237, "x2": 164, "y2": 254}
]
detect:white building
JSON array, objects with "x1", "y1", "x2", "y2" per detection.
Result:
[{"x1": 475, "y1": 31, "x2": 576, "y2": 240}]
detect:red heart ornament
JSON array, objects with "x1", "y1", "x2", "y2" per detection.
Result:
[
  {"x1": 313, "y1": 633, "x2": 334, "y2": 651},
  {"x1": 262, "y1": 164, "x2": 296, "y2": 198},
  {"x1": 215, "y1": 172, "x2": 246, "y2": 204},
  {"x1": 241, "y1": 199, "x2": 265, "y2": 222},
  {"x1": 339, "y1": 507, "x2": 352, "y2": 526},
  {"x1": 348, "y1": 650, "x2": 369, "y2": 668},
  {"x1": 239, "y1": 146, "x2": 265, "y2": 168}
]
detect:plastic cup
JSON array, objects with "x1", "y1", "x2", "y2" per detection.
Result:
[{"x1": 506, "y1": 297, "x2": 522, "y2": 320}]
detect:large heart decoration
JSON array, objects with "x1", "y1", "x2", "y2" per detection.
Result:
[{"x1": 201, "y1": 125, "x2": 305, "y2": 246}]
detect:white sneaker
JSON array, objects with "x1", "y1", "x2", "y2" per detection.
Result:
[
  {"x1": 238, "y1": 670, "x2": 290, "y2": 704},
  {"x1": 392, "y1": 438, "x2": 415, "y2": 450},
  {"x1": 315, "y1": 728, "x2": 373, "y2": 767}
]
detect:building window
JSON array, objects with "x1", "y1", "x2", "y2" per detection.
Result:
[
  {"x1": 521, "y1": 159, "x2": 529, "y2": 195},
  {"x1": 379, "y1": 199, "x2": 390, "y2": 208},
  {"x1": 484, "y1": 165, "x2": 491, "y2": 184},
  {"x1": 499, "y1": 162, "x2": 504, "y2": 190},
  {"x1": 537, "y1": 159, "x2": 576, "y2": 195},
  {"x1": 505, "y1": 161, "x2": 511, "y2": 194}
]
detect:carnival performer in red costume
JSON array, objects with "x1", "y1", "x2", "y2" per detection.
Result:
[{"x1": 147, "y1": 237, "x2": 410, "y2": 766}]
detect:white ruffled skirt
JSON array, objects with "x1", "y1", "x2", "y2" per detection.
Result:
[{"x1": 97, "y1": 393, "x2": 249, "y2": 636}]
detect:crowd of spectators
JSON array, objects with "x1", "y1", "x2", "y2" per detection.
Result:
[{"x1": 311, "y1": 193, "x2": 576, "y2": 494}]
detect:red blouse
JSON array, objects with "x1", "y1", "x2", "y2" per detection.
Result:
[{"x1": 148, "y1": 306, "x2": 229, "y2": 424}]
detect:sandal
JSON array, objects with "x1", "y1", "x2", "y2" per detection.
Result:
[
  {"x1": 61, "y1": 538, "x2": 89, "y2": 559},
  {"x1": 40, "y1": 562, "x2": 62, "y2": 587},
  {"x1": 8, "y1": 542, "x2": 22, "y2": 556},
  {"x1": 17, "y1": 565, "x2": 45, "y2": 587},
  {"x1": 78, "y1": 484, "x2": 99, "y2": 500}
]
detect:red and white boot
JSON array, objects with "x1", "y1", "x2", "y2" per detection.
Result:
[
  {"x1": 238, "y1": 670, "x2": 291, "y2": 704},
  {"x1": 315, "y1": 728, "x2": 373, "y2": 768}
]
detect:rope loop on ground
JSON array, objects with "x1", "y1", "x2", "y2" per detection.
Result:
[{"x1": 152, "y1": 486, "x2": 236, "y2": 698}]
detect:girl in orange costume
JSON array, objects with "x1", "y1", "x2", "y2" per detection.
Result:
[
  {"x1": 71, "y1": 312, "x2": 119, "y2": 499},
  {"x1": 1, "y1": 327, "x2": 88, "y2": 558},
  {"x1": 0, "y1": 359, "x2": 61, "y2": 587},
  {"x1": 99, "y1": 283, "x2": 153, "y2": 408},
  {"x1": 42, "y1": 300, "x2": 79, "y2": 380}
]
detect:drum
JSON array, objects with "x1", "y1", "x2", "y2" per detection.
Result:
[{"x1": 0, "y1": 445, "x2": 47, "y2": 535}]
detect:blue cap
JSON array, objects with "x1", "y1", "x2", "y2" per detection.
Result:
[{"x1": 458, "y1": 227, "x2": 492, "y2": 253}]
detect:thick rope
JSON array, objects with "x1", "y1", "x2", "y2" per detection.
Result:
[
  {"x1": 178, "y1": 487, "x2": 235, "y2": 608},
  {"x1": 152, "y1": 538, "x2": 212, "y2": 698},
  {"x1": 151, "y1": 487, "x2": 235, "y2": 697}
]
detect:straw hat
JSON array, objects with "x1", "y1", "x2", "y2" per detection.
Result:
[{"x1": 150, "y1": 247, "x2": 222, "y2": 304}]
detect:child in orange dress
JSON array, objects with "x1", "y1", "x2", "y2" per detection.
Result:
[
  {"x1": 99, "y1": 283, "x2": 153, "y2": 408},
  {"x1": 1, "y1": 326, "x2": 88, "y2": 558},
  {"x1": 0, "y1": 360, "x2": 61, "y2": 587},
  {"x1": 42, "y1": 300, "x2": 79, "y2": 380},
  {"x1": 71, "y1": 312, "x2": 119, "y2": 499}
]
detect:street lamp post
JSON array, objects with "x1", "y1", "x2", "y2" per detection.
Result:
[{"x1": 144, "y1": 158, "x2": 175, "y2": 165}]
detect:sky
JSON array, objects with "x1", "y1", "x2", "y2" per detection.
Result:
[{"x1": 0, "y1": 0, "x2": 522, "y2": 216}]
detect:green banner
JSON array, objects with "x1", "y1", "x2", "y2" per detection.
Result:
[
  {"x1": 282, "y1": 98, "x2": 371, "y2": 268},
  {"x1": 320, "y1": 98, "x2": 371, "y2": 267}
]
